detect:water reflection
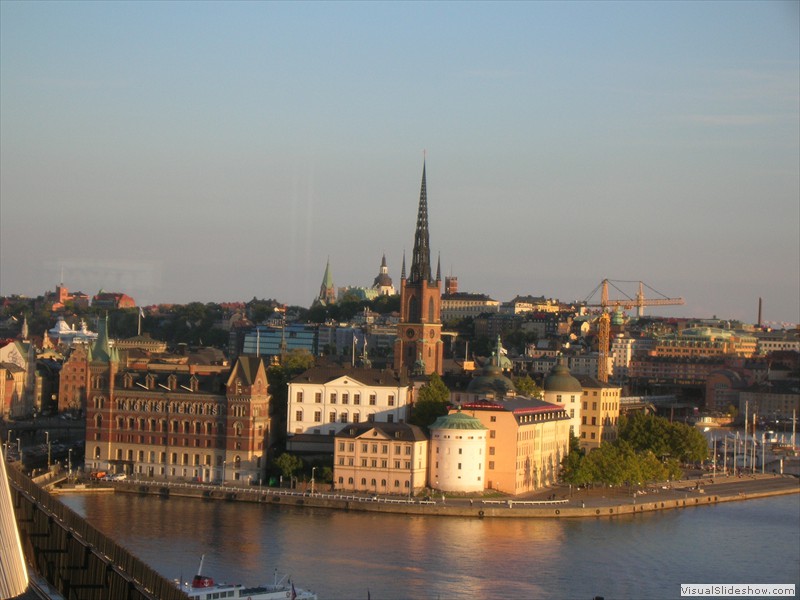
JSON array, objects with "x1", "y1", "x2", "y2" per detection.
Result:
[{"x1": 59, "y1": 493, "x2": 800, "y2": 599}]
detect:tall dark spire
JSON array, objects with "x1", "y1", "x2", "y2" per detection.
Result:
[{"x1": 409, "y1": 161, "x2": 432, "y2": 284}]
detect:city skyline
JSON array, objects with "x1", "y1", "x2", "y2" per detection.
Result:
[{"x1": 1, "y1": 2, "x2": 798, "y2": 324}]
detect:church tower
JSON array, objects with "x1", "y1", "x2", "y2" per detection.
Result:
[
  {"x1": 314, "y1": 258, "x2": 336, "y2": 306},
  {"x1": 394, "y1": 161, "x2": 443, "y2": 376}
]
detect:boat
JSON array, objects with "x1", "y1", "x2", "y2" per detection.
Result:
[{"x1": 181, "y1": 555, "x2": 318, "y2": 600}]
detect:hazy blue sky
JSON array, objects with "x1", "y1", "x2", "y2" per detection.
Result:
[{"x1": 1, "y1": 1, "x2": 798, "y2": 325}]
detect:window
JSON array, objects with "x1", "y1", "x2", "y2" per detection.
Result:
[
  {"x1": 387, "y1": 395, "x2": 394, "y2": 406},
  {"x1": 353, "y1": 412, "x2": 360, "y2": 423},
  {"x1": 489, "y1": 461, "x2": 495, "y2": 470},
  {"x1": 489, "y1": 447, "x2": 495, "y2": 455},
  {"x1": 570, "y1": 409, "x2": 575, "y2": 418},
  {"x1": 381, "y1": 444, "x2": 388, "y2": 454},
  {"x1": 295, "y1": 410, "x2": 303, "y2": 422},
  {"x1": 314, "y1": 411, "x2": 322, "y2": 423},
  {"x1": 369, "y1": 394, "x2": 377, "y2": 405},
  {"x1": 591, "y1": 417, "x2": 596, "y2": 425},
  {"x1": 354, "y1": 394, "x2": 361, "y2": 405},
  {"x1": 490, "y1": 416, "x2": 497, "y2": 422},
  {"x1": 296, "y1": 391, "x2": 303, "y2": 403},
  {"x1": 315, "y1": 392, "x2": 322, "y2": 403},
  {"x1": 329, "y1": 412, "x2": 336, "y2": 423},
  {"x1": 490, "y1": 430, "x2": 496, "y2": 439},
  {"x1": 330, "y1": 393, "x2": 337, "y2": 404},
  {"x1": 342, "y1": 393, "x2": 349, "y2": 404}
]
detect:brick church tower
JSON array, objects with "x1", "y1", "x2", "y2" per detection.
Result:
[{"x1": 394, "y1": 161, "x2": 443, "y2": 376}]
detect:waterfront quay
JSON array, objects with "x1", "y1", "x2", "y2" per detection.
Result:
[{"x1": 59, "y1": 472, "x2": 799, "y2": 520}]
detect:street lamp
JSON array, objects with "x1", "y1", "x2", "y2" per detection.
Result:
[
  {"x1": 68, "y1": 448, "x2": 73, "y2": 477},
  {"x1": 222, "y1": 461, "x2": 226, "y2": 484},
  {"x1": 45, "y1": 431, "x2": 51, "y2": 470},
  {"x1": 311, "y1": 467, "x2": 316, "y2": 495}
]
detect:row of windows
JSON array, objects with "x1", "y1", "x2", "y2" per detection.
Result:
[
  {"x1": 337, "y1": 442, "x2": 413, "y2": 455},
  {"x1": 295, "y1": 411, "x2": 393, "y2": 425},
  {"x1": 336, "y1": 477, "x2": 411, "y2": 489},
  {"x1": 295, "y1": 391, "x2": 392, "y2": 406},
  {"x1": 96, "y1": 446, "x2": 241, "y2": 468},
  {"x1": 96, "y1": 397, "x2": 223, "y2": 416}
]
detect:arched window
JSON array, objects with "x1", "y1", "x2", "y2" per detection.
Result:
[
  {"x1": 360, "y1": 478, "x2": 366, "y2": 486},
  {"x1": 408, "y1": 296, "x2": 419, "y2": 322},
  {"x1": 234, "y1": 456, "x2": 241, "y2": 469},
  {"x1": 234, "y1": 422, "x2": 243, "y2": 437},
  {"x1": 94, "y1": 446, "x2": 101, "y2": 459},
  {"x1": 428, "y1": 297, "x2": 435, "y2": 322},
  {"x1": 95, "y1": 414, "x2": 102, "y2": 428},
  {"x1": 370, "y1": 478, "x2": 377, "y2": 487}
]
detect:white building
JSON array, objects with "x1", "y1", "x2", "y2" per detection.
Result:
[
  {"x1": 542, "y1": 360, "x2": 583, "y2": 438},
  {"x1": 428, "y1": 411, "x2": 487, "y2": 493},
  {"x1": 441, "y1": 293, "x2": 500, "y2": 322},
  {"x1": 287, "y1": 367, "x2": 411, "y2": 452},
  {"x1": 611, "y1": 335, "x2": 637, "y2": 379}
]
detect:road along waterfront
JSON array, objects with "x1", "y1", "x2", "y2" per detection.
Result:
[
  {"x1": 56, "y1": 472, "x2": 799, "y2": 519},
  {"x1": 58, "y1": 486, "x2": 799, "y2": 600}
]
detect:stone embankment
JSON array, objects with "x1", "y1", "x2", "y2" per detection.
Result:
[{"x1": 70, "y1": 472, "x2": 799, "y2": 519}]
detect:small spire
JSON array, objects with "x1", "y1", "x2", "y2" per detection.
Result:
[
  {"x1": 436, "y1": 252, "x2": 441, "y2": 282},
  {"x1": 401, "y1": 251, "x2": 406, "y2": 280}
]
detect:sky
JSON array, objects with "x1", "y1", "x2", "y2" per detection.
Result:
[{"x1": 1, "y1": 1, "x2": 798, "y2": 326}]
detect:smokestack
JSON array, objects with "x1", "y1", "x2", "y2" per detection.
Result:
[{"x1": 757, "y1": 297, "x2": 762, "y2": 328}]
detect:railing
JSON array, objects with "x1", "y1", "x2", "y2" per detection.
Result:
[{"x1": 7, "y1": 467, "x2": 188, "y2": 600}]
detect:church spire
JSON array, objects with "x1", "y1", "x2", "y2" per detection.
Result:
[
  {"x1": 436, "y1": 252, "x2": 441, "y2": 282},
  {"x1": 401, "y1": 251, "x2": 406, "y2": 280},
  {"x1": 409, "y1": 161, "x2": 432, "y2": 284}
]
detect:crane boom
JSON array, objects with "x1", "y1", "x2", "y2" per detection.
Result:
[{"x1": 587, "y1": 279, "x2": 684, "y2": 381}]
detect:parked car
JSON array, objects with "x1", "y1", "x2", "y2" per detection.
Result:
[{"x1": 110, "y1": 473, "x2": 127, "y2": 481}]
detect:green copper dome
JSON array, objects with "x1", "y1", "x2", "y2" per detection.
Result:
[
  {"x1": 543, "y1": 361, "x2": 581, "y2": 393},
  {"x1": 430, "y1": 411, "x2": 487, "y2": 431}
]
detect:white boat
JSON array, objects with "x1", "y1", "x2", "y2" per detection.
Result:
[{"x1": 181, "y1": 555, "x2": 317, "y2": 600}]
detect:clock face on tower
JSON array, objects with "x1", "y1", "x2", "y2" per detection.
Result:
[
  {"x1": 429, "y1": 329, "x2": 436, "y2": 338},
  {"x1": 406, "y1": 328, "x2": 416, "y2": 339}
]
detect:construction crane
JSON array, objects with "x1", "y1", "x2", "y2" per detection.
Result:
[{"x1": 584, "y1": 279, "x2": 684, "y2": 382}]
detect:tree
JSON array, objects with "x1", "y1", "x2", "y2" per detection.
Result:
[
  {"x1": 417, "y1": 373, "x2": 450, "y2": 404},
  {"x1": 283, "y1": 349, "x2": 315, "y2": 375},
  {"x1": 410, "y1": 373, "x2": 451, "y2": 431},
  {"x1": 273, "y1": 453, "x2": 304, "y2": 480},
  {"x1": 513, "y1": 375, "x2": 543, "y2": 399}
]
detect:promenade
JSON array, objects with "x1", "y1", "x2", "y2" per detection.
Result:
[{"x1": 65, "y1": 471, "x2": 799, "y2": 520}]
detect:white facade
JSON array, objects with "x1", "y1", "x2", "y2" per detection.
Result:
[
  {"x1": 287, "y1": 372, "x2": 411, "y2": 437},
  {"x1": 611, "y1": 335, "x2": 636, "y2": 379},
  {"x1": 441, "y1": 294, "x2": 500, "y2": 322},
  {"x1": 542, "y1": 389, "x2": 582, "y2": 438},
  {"x1": 567, "y1": 353, "x2": 598, "y2": 377},
  {"x1": 427, "y1": 413, "x2": 487, "y2": 493}
]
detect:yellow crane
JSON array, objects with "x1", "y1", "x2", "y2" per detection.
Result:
[{"x1": 585, "y1": 279, "x2": 684, "y2": 382}]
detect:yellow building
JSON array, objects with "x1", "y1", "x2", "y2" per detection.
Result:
[
  {"x1": 456, "y1": 398, "x2": 570, "y2": 495},
  {"x1": 333, "y1": 422, "x2": 428, "y2": 495},
  {"x1": 575, "y1": 375, "x2": 621, "y2": 451}
]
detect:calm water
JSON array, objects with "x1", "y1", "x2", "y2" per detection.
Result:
[{"x1": 58, "y1": 492, "x2": 800, "y2": 600}]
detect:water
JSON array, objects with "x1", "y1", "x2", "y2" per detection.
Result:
[{"x1": 58, "y1": 493, "x2": 800, "y2": 600}]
